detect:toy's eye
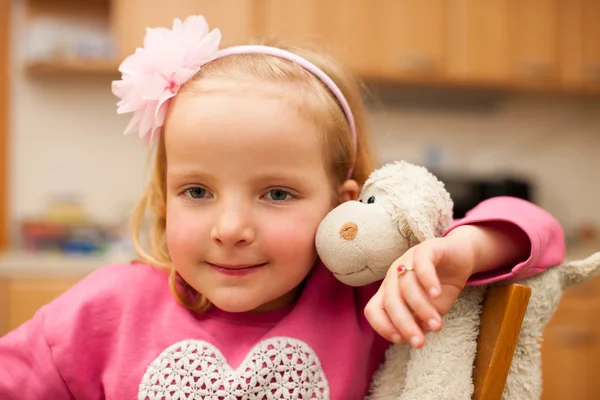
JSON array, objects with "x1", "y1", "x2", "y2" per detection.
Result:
[
  {"x1": 367, "y1": 196, "x2": 376, "y2": 204},
  {"x1": 358, "y1": 199, "x2": 363, "y2": 203}
]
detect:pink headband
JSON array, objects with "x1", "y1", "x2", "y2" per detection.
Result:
[{"x1": 112, "y1": 15, "x2": 357, "y2": 178}]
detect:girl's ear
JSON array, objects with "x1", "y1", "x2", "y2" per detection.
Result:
[{"x1": 338, "y1": 179, "x2": 360, "y2": 202}]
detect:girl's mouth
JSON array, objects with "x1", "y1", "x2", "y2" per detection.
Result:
[{"x1": 207, "y1": 262, "x2": 268, "y2": 276}]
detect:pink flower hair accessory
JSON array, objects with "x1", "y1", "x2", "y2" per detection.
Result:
[{"x1": 111, "y1": 15, "x2": 221, "y2": 141}]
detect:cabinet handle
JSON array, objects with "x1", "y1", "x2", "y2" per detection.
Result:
[
  {"x1": 518, "y1": 61, "x2": 552, "y2": 79},
  {"x1": 398, "y1": 53, "x2": 437, "y2": 73}
]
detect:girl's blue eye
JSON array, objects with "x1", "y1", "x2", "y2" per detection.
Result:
[
  {"x1": 186, "y1": 187, "x2": 209, "y2": 199},
  {"x1": 266, "y1": 189, "x2": 292, "y2": 201}
]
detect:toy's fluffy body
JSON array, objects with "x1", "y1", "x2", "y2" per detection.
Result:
[
  {"x1": 367, "y1": 254, "x2": 600, "y2": 400},
  {"x1": 315, "y1": 161, "x2": 600, "y2": 400}
]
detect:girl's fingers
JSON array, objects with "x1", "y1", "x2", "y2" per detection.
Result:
[
  {"x1": 399, "y1": 275, "x2": 442, "y2": 333},
  {"x1": 383, "y1": 273, "x2": 424, "y2": 348},
  {"x1": 410, "y1": 243, "x2": 442, "y2": 299},
  {"x1": 364, "y1": 291, "x2": 403, "y2": 344},
  {"x1": 430, "y1": 285, "x2": 463, "y2": 316}
]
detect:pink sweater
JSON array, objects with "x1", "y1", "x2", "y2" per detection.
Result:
[{"x1": 0, "y1": 197, "x2": 565, "y2": 400}]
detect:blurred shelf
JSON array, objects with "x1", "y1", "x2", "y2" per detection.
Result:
[{"x1": 24, "y1": 59, "x2": 120, "y2": 77}]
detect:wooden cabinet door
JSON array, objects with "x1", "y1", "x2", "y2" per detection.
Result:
[
  {"x1": 581, "y1": 0, "x2": 600, "y2": 86},
  {"x1": 261, "y1": 0, "x2": 445, "y2": 80},
  {"x1": 111, "y1": 0, "x2": 258, "y2": 61},
  {"x1": 5, "y1": 279, "x2": 79, "y2": 332},
  {"x1": 559, "y1": 0, "x2": 600, "y2": 89},
  {"x1": 318, "y1": 0, "x2": 377, "y2": 76},
  {"x1": 260, "y1": 0, "x2": 376, "y2": 77},
  {"x1": 369, "y1": 0, "x2": 445, "y2": 80},
  {"x1": 261, "y1": 0, "x2": 322, "y2": 45},
  {"x1": 446, "y1": 0, "x2": 511, "y2": 84},
  {"x1": 510, "y1": 0, "x2": 559, "y2": 85},
  {"x1": 0, "y1": 279, "x2": 8, "y2": 335},
  {"x1": 559, "y1": 0, "x2": 585, "y2": 88},
  {"x1": 541, "y1": 288, "x2": 600, "y2": 399}
]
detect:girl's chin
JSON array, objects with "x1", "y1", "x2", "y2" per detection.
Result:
[{"x1": 208, "y1": 291, "x2": 298, "y2": 314}]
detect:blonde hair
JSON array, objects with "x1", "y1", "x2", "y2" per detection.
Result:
[{"x1": 130, "y1": 40, "x2": 378, "y2": 311}]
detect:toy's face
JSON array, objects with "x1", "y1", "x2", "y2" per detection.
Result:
[{"x1": 315, "y1": 185, "x2": 409, "y2": 286}]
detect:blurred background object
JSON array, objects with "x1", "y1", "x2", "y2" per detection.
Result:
[{"x1": 0, "y1": 0, "x2": 599, "y2": 398}]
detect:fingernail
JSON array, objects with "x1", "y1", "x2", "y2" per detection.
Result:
[
  {"x1": 429, "y1": 319, "x2": 441, "y2": 330},
  {"x1": 391, "y1": 334, "x2": 402, "y2": 343},
  {"x1": 410, "y1": 336, "x2": 421, "y2": 347},
  {"x1": 429, "y1": 287, "x2": 440, "y2": 297}
]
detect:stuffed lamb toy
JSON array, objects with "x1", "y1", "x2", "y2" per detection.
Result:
[{"x1": 316, "y1": 161, "x2": 600, "y2": 400}]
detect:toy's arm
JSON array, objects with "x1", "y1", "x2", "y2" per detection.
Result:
[{"x1": 443, "y1": 196, "x2": 566, "y2": 285}]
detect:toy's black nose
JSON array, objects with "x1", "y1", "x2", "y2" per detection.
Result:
[{"x1": 339, "y1": 222, "x2": 358, "y2": 241}]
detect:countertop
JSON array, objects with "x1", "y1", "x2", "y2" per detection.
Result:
[{"x1": 0, "y1": 251, "x2": 135, "y2": 279}]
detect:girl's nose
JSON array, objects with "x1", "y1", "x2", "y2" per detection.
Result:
[{"x1": 210, "y1": 208, "x2": 255, "y2": 246}]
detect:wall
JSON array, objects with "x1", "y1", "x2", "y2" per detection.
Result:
[
  {"x1": 8, "y1": 2, "x2": 600, "y2": 243},
  {"x1": 367, "y1": 88, "x2": 600, "y2": 236}
]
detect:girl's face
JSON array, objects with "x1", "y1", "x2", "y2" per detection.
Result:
[{"x1": 164, "y1": 81, "x2": 353, "y2": 312}]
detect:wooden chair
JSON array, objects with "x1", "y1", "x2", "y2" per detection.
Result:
[{"x1": 472, "y1": 283, "x2": 532, "y2": 400}]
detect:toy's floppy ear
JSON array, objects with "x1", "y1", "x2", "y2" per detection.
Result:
[
  {"x1": 403, "y1": 204, "x2": 439, "y2": 245},
  {"x1": 395, "y1": 196, "x2": 450, "y2": 248},
  {"x1": 360, "y1": 161, "x2": 455, "y2": 247},
  {"x1": 389, "y1": 172, "x2": 454, "y2": 246}
]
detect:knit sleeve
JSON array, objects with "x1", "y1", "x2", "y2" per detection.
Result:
[
  {"x1": 0, "y1": 310, "x2": 73, "y2": 399},
  {"x1": 443, "y1": 196, "x2": 566, "y2": 285}
]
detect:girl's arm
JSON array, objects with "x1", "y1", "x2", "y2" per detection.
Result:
[
  {"x1": 0, "y1": 311, "x2": 73, "y2": 399},
  {"x1": 443, "y1": 196, "x2": 566, "y2": 285},
  {"x1": 365, "y1": 196, "x2": 565, "y2": 348}
]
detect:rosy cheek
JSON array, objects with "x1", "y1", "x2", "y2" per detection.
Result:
[
  {"x1": 262, "y1": 210, "x2": 320, "y2": 256},
  {"x1": 166, "y1": 206, "x2": 205, "y2": 256}
]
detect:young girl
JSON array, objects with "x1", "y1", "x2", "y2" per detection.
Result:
[{"x1": 0, "y1": 15, "x2": 565, "y2": 399}]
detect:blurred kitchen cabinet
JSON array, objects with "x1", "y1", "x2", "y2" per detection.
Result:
[
  {"x1": 23, "y1": 0, "x2": 600, "y2": 93},
  {"x1": 317, "y1": 0, "x2": 378, "y2": 76},
  {"x1": 445, "y1": 0, "x2": 511, "y2": 84},
  {"x1": 261, "y1": 0, "x2": 375, "y2": 77},
  {"x1": 111, "y1": 0, "x2": 258, "y2": 62},
  {"x1": 0, "y1": 278, "x2": 79, "y2": 335},
  {"x1": 261, "y1": 0, "x2": 322, "y2": 44},
  {"x1": 446, "y1": 0, "x2": 560, "y2": 87},
  {"x1": 540, "y1": 280, "x2": 600, "y2": 399},
  {"x1": 262, "y1": 0, "x2": 445, "y2": 81},
  {"x1": 367, "y1": 0, "x2": 445, "y2": 81},
  {"x1": 559, "y1": 0, "x2": 600, "y2": 90},
  {"x1": 0, "y1": 279, "x2": 7, "y2": 334},
  {"x1": 581, "y1": 0, "x2": 600, "y2": 87},
  {"x1": 509, "y1": 0, "x2": 560, "y2": 85}
]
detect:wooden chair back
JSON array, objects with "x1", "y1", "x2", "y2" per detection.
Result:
[{"x1": 472, "y1": 283, "x2": 532, "y2": 400}]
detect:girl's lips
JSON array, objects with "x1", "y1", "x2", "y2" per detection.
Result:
[{"x1": 208, "y1": 262, "x2": 267, "y2": 276}]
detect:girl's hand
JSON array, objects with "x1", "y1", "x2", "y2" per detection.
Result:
[{"x1": 364, "y1": 223, "x2": 529, "y2": 349}]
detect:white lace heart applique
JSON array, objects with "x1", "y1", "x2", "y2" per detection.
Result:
[{"x1": 138, "y1": 337, "x2": 330, "y2": 399}]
